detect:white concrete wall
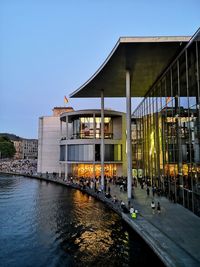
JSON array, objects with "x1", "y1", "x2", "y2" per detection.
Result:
[{"x1": 37, "y1": 116, "x2": 60, "y2": 174}]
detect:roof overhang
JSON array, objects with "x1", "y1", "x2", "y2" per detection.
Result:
[
  {"x1": 70, "y1": 36, "x2": 190, "y2": 98},
  {"x1": 60, "y1": 109, "x2": 124, "y2": 122}
]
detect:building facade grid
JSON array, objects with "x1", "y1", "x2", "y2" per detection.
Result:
[{"x1": 132, "y1": 29, "x2": 200, "y2": 215}]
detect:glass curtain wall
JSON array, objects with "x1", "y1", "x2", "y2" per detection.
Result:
[
  {"x1": 72, "y1": 163, "x2": 117, "y2": 178},
  {"x1": 132, "y1": 30, "x2": 200, "y2": 216},
  {"x1": 72, "y1": 116, "x2": 113, "y2": 139}
]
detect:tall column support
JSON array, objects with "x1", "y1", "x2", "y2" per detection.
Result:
[
  {"x1": 101, "y1": 89, "x2": 105, "y2": 191},
  {"x1": 60, "y1": 120, "x2": 62, "y2": 139},
  {"x1": 66, "y1": 115, "x2": 68, "y2": 139},
  {"x1": 59, "y1": 164, "x2": 61, "y2": 178},
  {"x1": 93, "y1": 164, "x2": 95, "y2": 180},
  {"x1": 64, "y1": 163, "x2": 68, "y2": 180},
  {"x1": 126, "y1": 70, "x2": 132, "y2": 200}
]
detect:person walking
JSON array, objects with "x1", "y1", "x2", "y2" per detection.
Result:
[
  {"x1": 120, "y1": 184, "x2": 123, "y2": 192},
  {"x1": 131, "y1": 209, "x2": 137, "y2": 219},
  {"x1": 108, "y1": 185, "x2": 111, "y2": 194},
  {"x1": 157, "y1": 202, "x2": 161, "y2": 214},
  {"x1": 152, "y1": 186, "x2": 156, "y2": 197},
  {"x1": 130, "y1": 206, "x2": 134, "y2": 214},
  {"x1": 151, "y1": 201, "x2": 156, "y2": 214},
  {"x1": 146, "y1": 187, "x2": 150, "y2": 196}
]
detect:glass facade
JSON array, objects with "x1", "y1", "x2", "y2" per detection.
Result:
[
  {"x1": 132, "y1": 30, "x2": 200, "y2": 216},
  {"x1": 72, "y1": 117, "x2": 113, "y2": 139},
  {"x1": 68, "y1": 144, "x2": 93, "y2": 162},
  {"x1": 95, "y1": 144, "x2": 122, "y2": 161},
  {"x1": 60, "y1": 145, "x2": 66, "y2": 161},
  {"x1": 71, "y1": 163, "x2": 117, "y2": 178},
  {"x1": 66, "y1": 144, "x2": 122, "y2": 162}
]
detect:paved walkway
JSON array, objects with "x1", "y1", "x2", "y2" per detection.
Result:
[{"x1": 109, "y1": 183, "x2": 200, "y2": 267}]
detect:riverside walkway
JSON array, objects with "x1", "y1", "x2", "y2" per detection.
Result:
[
  {"x1": 109, "y1": 184, "x2": 200, "y2": 267},
  {"x1": 1, "y1": 172, "x2": 200, "y2": 267}
]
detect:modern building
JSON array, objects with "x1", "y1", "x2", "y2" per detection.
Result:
[
  {"x1": 37, "y1": 107, "x2": 73, "y2": 175},
  {"x1": 69, "y1": 28, "x2": 200, "y2": 215},
  {"x1": 59, "y1": 109, "x2": 127, "y2": 179},
  {"x1": 131, "y1": 32, "x2": 200, "y2": 215}
]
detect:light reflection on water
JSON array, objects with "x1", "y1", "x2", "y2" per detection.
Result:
[{"x1": 0, "y1": 174, "x2": 164, "y2": 267}]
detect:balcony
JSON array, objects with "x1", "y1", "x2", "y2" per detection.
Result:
[{"x1": 70, "y1": 132, "x2": 114, "y2": 139}]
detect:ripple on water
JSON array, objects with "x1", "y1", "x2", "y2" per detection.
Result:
[{"x1": 0, "y1": 175, "x2": 165, "y2": 267}]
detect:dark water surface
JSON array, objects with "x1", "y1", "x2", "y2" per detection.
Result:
[{"x1": 0, "y1": 174, "x2": 164, "y2": 267}]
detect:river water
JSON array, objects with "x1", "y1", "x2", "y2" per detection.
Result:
[{"x1": 0, "y1": 174, "x2": 164, "y2": 267}]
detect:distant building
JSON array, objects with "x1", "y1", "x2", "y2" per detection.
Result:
[
  {"x1": 22, "y1": 139, "x2": 38, "y2": 159},
  {"x1": 13, "y1": 139, "x2": 38, "y2": 159},
  {"x1": 13, "y1": 140, "x2": 23, "y2": 159},
  {"x1": 37, "y1": 107, "x2": 74, "y2": 175}
]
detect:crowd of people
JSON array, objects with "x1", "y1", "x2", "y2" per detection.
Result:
[
  {"x1": 0, "y1": 159, "x2": 37, "y2": 175},
  {"x1": 0, "y1": 162, "x2": 164, "y2": 218},
  {"x1": 58, "y1": 175, "x2": 165, "y2": 218}
]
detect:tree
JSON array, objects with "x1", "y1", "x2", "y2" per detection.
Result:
[{"x1": 0, "y1": 136, "x2": 16, "y2": 158}]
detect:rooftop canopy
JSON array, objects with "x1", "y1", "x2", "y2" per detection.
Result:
[{"x1": 70, "y1": 36, "x2": 190, "y2": 98}]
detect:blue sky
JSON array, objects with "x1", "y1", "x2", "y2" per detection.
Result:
[{"x1": 0, "y1": 0, "x2": 199, "y2": 138}]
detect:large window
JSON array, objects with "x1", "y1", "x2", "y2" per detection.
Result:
[
  {"x1": 73, "y1": 117, "x2": 94, "y2": 139},
  {"x1": 60, "y1": 145, "x2": 65, "y2": 161},
  {"x1": 72, "y1": 116, "x2": 113, "y2": 139},
  {"x1": 72, "y1": 163, "x2": 117, "y2": 178},
  {"x1": 95, "y1": 117, "x2": 113, "y2": 138},
  {"x1": 68, "y1": 145, "x2": 93, "y2": 161},
  {"x1": 95, "y1": 144, "x2": 122, "y2": 161}
]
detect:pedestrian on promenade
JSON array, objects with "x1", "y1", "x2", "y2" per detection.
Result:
[
  {"x1": 157, "y1": 202, "x2": 161, "y2": 214},
  {"x1": 151, "y1": 201, "x2": 156, "y2": 214},
  {"x1": 120, "y1": 201, "x2": 129, "y2": 213},
  {"x1": 141, "y1": 179, "x2": 144, "y2": 189},
  {"x1": 152, "y1": 186, "x2": 156, "y2": 197},
  {"x1": 130, "y1": 206, "x2": 134, "y2": 214},
  {"x1": 146, "y1": 187, "x2": 150, "y2": 196},
  {"x1": 113, "y1": 195, "x2": 117, "y2": 203},
  {"x1": 108, "y1": 185, "x2": 111, "y2": 194},
  {"x1": 120, "y1": 200, "x2": 125, "y2": 209},
  {"x1": 131, "y1": 210, "x2": 137, "y2": 219}
]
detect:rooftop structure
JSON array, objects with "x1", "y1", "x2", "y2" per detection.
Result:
[
  {"x1": 69, "y1": 28, "x2": 200, "y2": 210},
  {"x1": 70, "y1": 36, "x2": 190, "y2": 98}
]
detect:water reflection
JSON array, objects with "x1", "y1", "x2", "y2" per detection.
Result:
[{"x1": 0, "y1": 175, "x2": 164, "y2": 267}]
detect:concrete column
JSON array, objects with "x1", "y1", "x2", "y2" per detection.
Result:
[
  {"x1": 60, "y1": 120, "x2": 62, "y2": 139},
  {"x1": 59, "y1": 164, "x2": 61, "y2": 178},
  {"x1": 126, "y1": 70, "x2": 132, "y2": 200},
  {"x1": 65, "y1": 163, "x2": 68, "y2": 180},
  {"x1": 93, "y1": 143, "x2": 95, "y2": 179},
  {"x1": 101, "y1": 89, "x2": 105, "y2": 190},
  {"x1": 93, "y1": 164, "x2": 95, "y2": 179},
  {"x1": 65, "y1": 144, "x2": 68, "y2": 178},
  {"x1": 93, "y1": 112, "x2": 96, "y2": 139},
  {"x1": 66, "y1": 115, "x2": 68, "y2": 139}
]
